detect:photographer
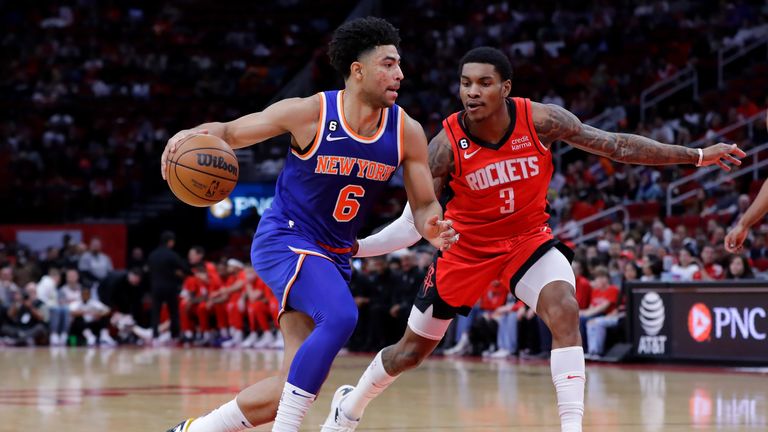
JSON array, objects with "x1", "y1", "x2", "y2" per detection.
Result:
[{"x1": 1, "y1": 283, "x2": 47, "y2": 346}]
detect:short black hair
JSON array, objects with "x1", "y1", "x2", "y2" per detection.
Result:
[
  {"x1": 160, "y1": 230, "x2": 175, "y2": 244},
  {"x1": 328, "y1": 16, "x2": 400, "y2": 79},
  {"x1": 459, "y1": 47, "x2": 513, "y2": 81}
]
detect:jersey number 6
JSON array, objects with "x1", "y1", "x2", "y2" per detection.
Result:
[{"x1": 334, "y1": 185, "x2": 366, "y2": 222}]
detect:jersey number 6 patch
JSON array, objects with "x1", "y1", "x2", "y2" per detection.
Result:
[{"x1": 333, "y1": 185, "x2": 366, "y2": 222}]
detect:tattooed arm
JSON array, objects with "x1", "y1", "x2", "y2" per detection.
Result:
[
  {"x1": 531, "y1": 102, "x2": 745, "y2": 170},
  {"x1": 427, "y1": 129, "x2": 455, "y2": 198}
]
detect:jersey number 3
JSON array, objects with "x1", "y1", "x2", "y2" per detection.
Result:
[
  {"x1": 334, "y1": 185, "x2": 366, "y2": 222},
  {"x1": 500, "y1": 187, "x2": 515, "y2": 214}
]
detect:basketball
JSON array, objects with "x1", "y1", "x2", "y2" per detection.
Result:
[{"x1": 166, "y1": 134, "x2": 239, "y2": 207}]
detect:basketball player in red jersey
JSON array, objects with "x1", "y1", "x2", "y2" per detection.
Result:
[{"x1": 322, "y1": 47, "x2": 745, "y2": 432}]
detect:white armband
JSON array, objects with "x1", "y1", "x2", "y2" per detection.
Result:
[{"x1": 355, "y1": 203, "x2": 422, "y2": 257}]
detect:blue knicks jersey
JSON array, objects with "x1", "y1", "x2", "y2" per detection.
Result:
[{"x1": 266, "y1": 90, "x2": 404, "y2": 251}]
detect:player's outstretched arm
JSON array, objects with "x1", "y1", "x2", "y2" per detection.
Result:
[
  {"x1": 531, "y1": 102, "x2": 745, "y2": 169},
  {"x1": 355, "y1": 129, "x2": 457, "y2": 257},
  {"x1": 402, "y1": 117, "x2": 457, "y2": 251},
  {"x1": 161, "y1": 95, "x2": 320, "y2": 179},
  {"x1": 726, "y1": 180, "x2": 768, "y2": 252}
]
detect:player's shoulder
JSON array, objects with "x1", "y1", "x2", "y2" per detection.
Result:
[{"x1": 286, "y1": 92, "x2": 323, "y2": 113}]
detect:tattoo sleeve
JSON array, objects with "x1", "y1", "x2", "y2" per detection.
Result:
[
  {"x1": 533, "y1": 102, "x2": 698, "y2": 166},
  {"x1": 427, "y1": 129, "x2": 454, "y2": 197}
]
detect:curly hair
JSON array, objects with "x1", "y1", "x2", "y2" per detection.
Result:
[
  {"x1": 458, "y1": 47, "x2": 513, "y2": 81},
  {"x1": 328, "y1": 16, "x2": 400, "y2": 79}
]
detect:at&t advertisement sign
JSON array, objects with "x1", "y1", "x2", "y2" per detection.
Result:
[{"x1": 635, "y1": 291, "x2": 669, "y2": 356}]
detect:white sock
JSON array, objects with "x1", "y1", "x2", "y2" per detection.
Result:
[
  {"x1": 340, "y1": 350, "x2": 398, "y2": 420},
  {"x1": 271, "y1": 382, "x2": 316, "y2": 432},
  {"x1": 551, "y1": 346, "x2": 586, "y2": 432},
  {"x1": 187, "y1": 399, "x2": 253, "y2": 432}
]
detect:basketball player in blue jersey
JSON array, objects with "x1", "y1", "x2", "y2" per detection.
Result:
[{"x1": 159, "y1": 17, "x2": 457, "y2": 432}]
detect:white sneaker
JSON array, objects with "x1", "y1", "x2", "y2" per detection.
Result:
[
  {"x1": 269, "y1": 332, "x2": 284, "y2": 349},
  {"x1": 254, "y1": 331, "x2": 275, "y2": 348},
  {"x1": 444, "y1": 334, "x2": 471, "y2": 356},
  {"x1": 320, "y1": 385, "x2": 359, "y2": 432},
  {"x1": 83, "y1": 329, "x2": 97, "y2": 347},
  {"x1": 489, "y1": 349, "x2": 511, "y2": 359},
  {"x1": 99, "y1": 329, "x2": 117, "y2": 346},
  {"x1": 221, "y1": 331, "x2": 243, "y2": 349},
  {"x1": 240, "y1": 332, "x2": 258, "y2": 348},
  {"x1": 50, "y1": 333, "x2": 60, "y2": 346},
  {"x1": 132, "y1": 326, "x2": 153, "y2": 341}
]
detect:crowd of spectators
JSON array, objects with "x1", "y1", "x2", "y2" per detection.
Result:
[
  {"x1": 3, "y1": 1, "x2": 768, "y2": 227},
  {"x1": 0, "y1": 213, "x2": 763, "y2": 364},
  {"x1": 1, "y1": 0, "x2": 355, "y2": 222}
]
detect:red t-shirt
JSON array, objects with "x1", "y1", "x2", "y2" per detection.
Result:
[
  {"x1": 590, "y1": 284, "x2": 620, "y2": 314},
  {"x1": 575, "y1": 275, "x2": 592, "y2": 309},
  {"x1": 693, "y1": 263, "x2": 725, "y2": 280}
]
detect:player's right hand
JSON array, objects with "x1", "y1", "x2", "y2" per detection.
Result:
[
  {"x1": 161, "y1": 129, "x2": 208, "y2": 180},
  {"x1": 725, "y1": 223, "x2": 748, "y2": 253},
  {"x1": 700, "y1": 143, "x2": 745, "y2": 171}
]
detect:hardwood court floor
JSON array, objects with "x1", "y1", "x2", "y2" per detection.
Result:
[{"x1": 0, "y1": 348, "x2": 766, "y2": 431}]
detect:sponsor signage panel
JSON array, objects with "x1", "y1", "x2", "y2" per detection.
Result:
[
  {"x1": 630, "y1": 282, "x2": 768, "y2": 362},
  {"x1": 206, "y1": 183, "x2": 276, "y2": 230}
]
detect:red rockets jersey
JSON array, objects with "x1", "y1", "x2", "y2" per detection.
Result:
[{"x1": 442, "y1": 97, "x2": 552, "y2": 241}]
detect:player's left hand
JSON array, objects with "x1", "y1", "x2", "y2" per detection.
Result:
[
  {"x1": 424, "y1": 215, "x2": 459, "y2": 251},
  {"x1": 700, "y1": 143, "x2": 746, "y2": 171}
]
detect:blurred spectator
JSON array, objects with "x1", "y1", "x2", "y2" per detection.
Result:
[
  {"x1": 0, "y1": 265, "x2": 20, "y2": 306},
  {"x1": 572, "y1": 260, "x2": 593, "y2": 309},
  {"x1": 470, "y1": 280, "x2": 508, "y2": 356},
  {"x1": 128, "y1": 247, "x2": 147, "y2": 272},
  {"x1": 693, "y1": 245, "x2": 725, "y2": 280},
  {"x1": 668, "y1": 247, "x2": 700, "y2": 281},
  {"x1": 388, "y1": 250, "x2": 423, "y2": 335},
  {"x1": 542, "y1": 88, "x2": 565, "y2": 107},
  {"x1": 78, "y1": 237, "x2": 114, "y2": 282},
  {"x1": 578, "y1": 266, "x2": 620, "y2": 353},
  {"x1": 484, "y1": 297, "x2": 525, "y2": 359},
  {"x1": 147, "y1": 231, "x2": 187, "y2": 341},
  {"x1": 101, "y1": 268, "x2": 146, "y2": 327},
  {"x1": 35, "y1": 268, "x2": 68, "y2": 345},
  {"x1": 1, "y1": 283, "x2": 47, "y2": 346},
  {"x1": 585, "y1": 261, "x2": 637, "y2": 358},
  {"x1": 360, "y1": 256, "x2": 400, "y2": 351},
  {"x1": 725, "y1": 255, "x2": 755, "y2": 279},
  {"x1": 641, "y1": 255, "x2": 664, "y2": 281},
  {"x1": 61, "y1": 268, "x2": 84, "y2": 306},
  {"x1": 69, "y1": 286, "x2": 114, "y2": 346}
]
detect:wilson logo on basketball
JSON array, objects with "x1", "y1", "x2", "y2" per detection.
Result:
[
  {"x1": 196, "y1": 154, "x2": 239, "y2": 175},
  {"x1": 688, "y1": 303, "x2": 712, "y2": 342}
]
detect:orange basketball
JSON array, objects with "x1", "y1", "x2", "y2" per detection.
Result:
[{"x1": 166, "y1": 134, "x2": 239, "y2": 207}]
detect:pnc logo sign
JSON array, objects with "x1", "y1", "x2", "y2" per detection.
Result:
[{"x1": 688, "y1": 303, "x2": 712, "y2": 342}]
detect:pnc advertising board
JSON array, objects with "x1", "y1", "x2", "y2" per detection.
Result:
[
  {"x1": 630, "y1": 282, "x2": 768, "y2": 362},
  {"x1": 206, "y1": 182, "x2": 276, "y2": 230}
]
